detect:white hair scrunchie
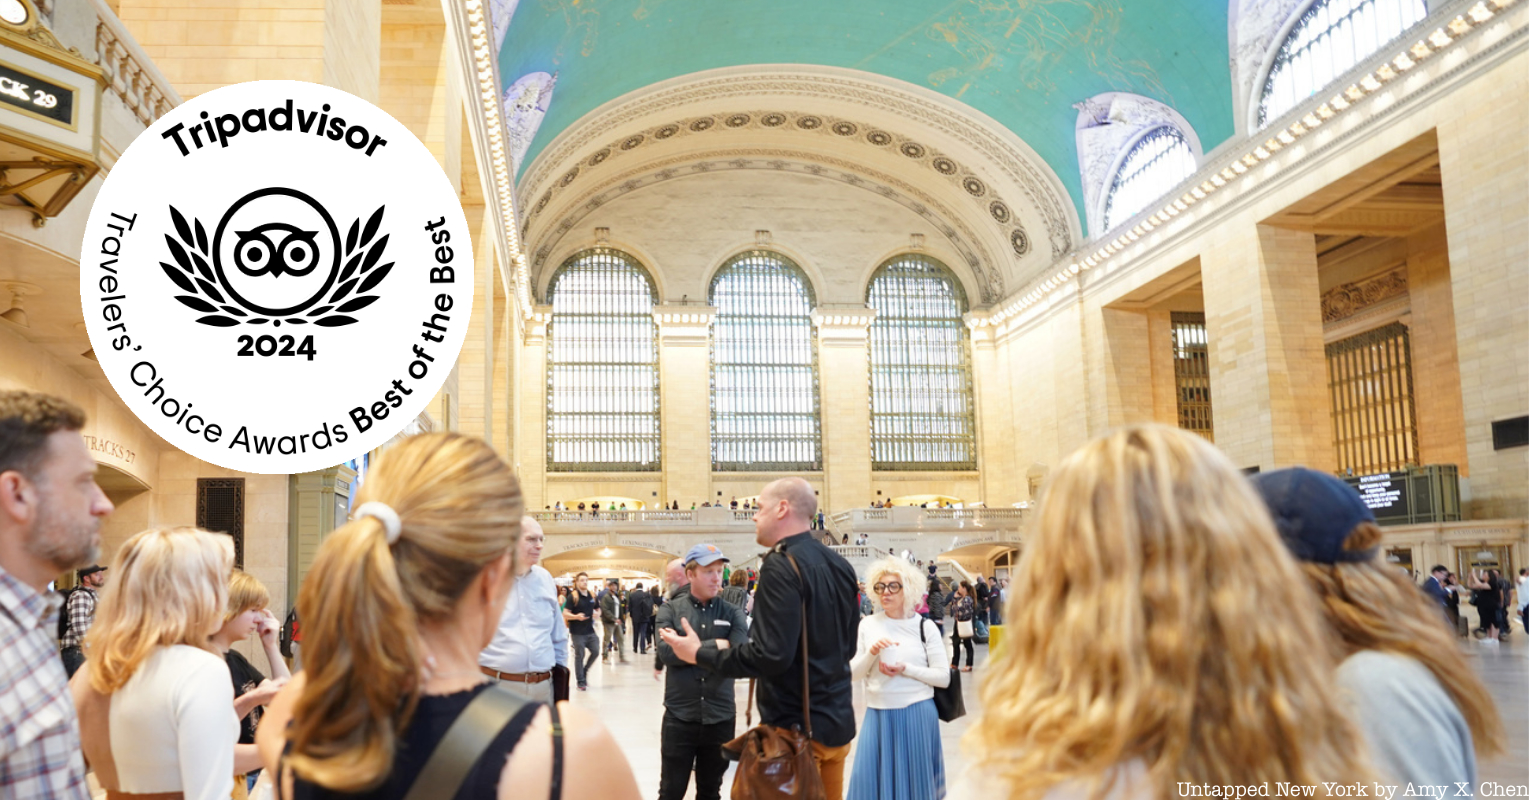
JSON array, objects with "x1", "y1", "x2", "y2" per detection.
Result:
[{"x1": 354, "y1": 501, "x2": 402, "y2": 545}]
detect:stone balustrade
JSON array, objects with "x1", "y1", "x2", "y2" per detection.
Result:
[
  {"x1": 94, "y1": 0, "x2": 180, "y2": 126},
  {"x1": 830, "y1": 506, "x2": 1028, "y2": 536}
]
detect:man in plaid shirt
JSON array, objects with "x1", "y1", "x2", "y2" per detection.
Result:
[
  {"x1": 58, "y1": 564, "x2": 106, "y2": 678},
  {"x1": 0, "y1": 391, "x2": 115, "y2": 800}
]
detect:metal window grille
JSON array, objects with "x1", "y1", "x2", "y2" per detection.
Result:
[
  {"x1": 709, "y1": 250, "x2": 822, "y2": 471},
  {"x1": 196, "y1": 478, "x2": 244, "y2": 569},
  {"x1": 1102, "y1": 126, "x2": 1196, "y2": 233},
  {"x1": 866, "y1": 255, "x2": 976, "y2": 470},
  {"x1": 1258, "y1": 0, "x2": 1426, "y2": 128},
  {"x1": 545, "y1": 249, "x2": 661, "y2": 472},
  {"x1": 1326, "y1": 322, "x2": 1419, "y2": 475},
  {"x1": 1171, "y1": 312, "x2": 1214, "y2": 442}
]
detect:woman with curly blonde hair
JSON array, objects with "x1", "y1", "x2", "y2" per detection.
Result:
[
  {"x1": 960, "y1": 425, "x2": 1374, "y2": 797},
  {"x1": 70, "y1": 527, "x2": 239, "y2": 800},
  {"x1": 1252, "y1": 467, "x2": 1503, "y2": 787}
]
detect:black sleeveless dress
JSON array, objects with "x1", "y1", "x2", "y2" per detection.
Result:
[{"x1": 290, "y1": 684, "x2": 543, "y2": 800}]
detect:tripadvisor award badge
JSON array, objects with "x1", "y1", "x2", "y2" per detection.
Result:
[{"x1": 81, "y1": 81, "x2": 473, "y2": 473}]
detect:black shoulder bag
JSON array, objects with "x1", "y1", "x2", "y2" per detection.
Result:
[{"x1": 918, "y1": 619, "x2": 966, "y2": 722}]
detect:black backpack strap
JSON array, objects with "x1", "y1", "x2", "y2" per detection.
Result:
[
  {"x1": 401, "y1": 684, "x2": 528, "y2": 800},
  {"x1": 549, "y1": 700, "x2": 564, "y2": 800}
]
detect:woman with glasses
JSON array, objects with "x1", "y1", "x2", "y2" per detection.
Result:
[{"x1": 846, "y1": 556, "x2": 950, "y2": 800}]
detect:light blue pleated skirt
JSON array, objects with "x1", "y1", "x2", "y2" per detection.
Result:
[{"x1": 846, "y1": 698, "x2": 946, "y2": 800}]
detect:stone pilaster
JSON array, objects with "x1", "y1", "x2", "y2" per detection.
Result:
[
  {"x1": 514, "y1": 305, "x2": 551, "y2": 511},
  {"x1": 967, "y1": 314, "x2": 1016, "y2": 506},
  {"x1": 1201, "y1": 225, "x2": 1333, "y2": 472},
  {"x1": 655, "y1": 306, "x2": 716, "y2": 509},
  {"x1": 813, "y1": 307, "x2": 874, "y2": 514}
]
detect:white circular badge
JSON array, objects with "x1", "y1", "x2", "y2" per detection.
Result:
[{"x1": 81, "y1": 81, "x2": 473, "y2": 473}]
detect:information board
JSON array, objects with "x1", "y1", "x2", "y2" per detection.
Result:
[
  {"x1": 0, "y1": 61, "x2": 74, "y2": 126},
  {"x1": 1345, "y1": 471, "x2": 1410, "y2": 522}
]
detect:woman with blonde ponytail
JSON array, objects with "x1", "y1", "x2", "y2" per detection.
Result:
[
  {"x1": 256, "y1": 433, "x2": 639, "y2": 800},
  {"x1": 1252, "y1": 467, "x2": 1503, "y2": 788},
  {"x1": 957, "y1": 425, "x2": 1376, "y2": 798},
  {"x1": 69, "y1": 526, "x2": 240, "y2": 800}
]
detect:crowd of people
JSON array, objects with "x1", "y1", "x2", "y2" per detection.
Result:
[{"x1": 0, "y1": 388, "x2": 1515, "y2": 800}]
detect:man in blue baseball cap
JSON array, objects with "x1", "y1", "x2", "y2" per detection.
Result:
[{"x1": 653, "y1": 543, "x2": 749, "y2": 800}]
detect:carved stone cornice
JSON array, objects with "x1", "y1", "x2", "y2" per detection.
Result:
[
  {"x1": 1322, "y1": 267, "x2": 1408, "y2": 323},
  {"x1": 518, "y1": 68, "x2": 1077, "y2": 259}
]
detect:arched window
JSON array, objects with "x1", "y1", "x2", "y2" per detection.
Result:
[
  {"x1": 1102, "y1": 126, "x2": 1197, "y2": 233},
  {"x1": 866, "y1": 255, "x2": 976, "y2": 470},
  {"x1": 545, "y1": 249, "x2": 660, "y2": 471},
  {"x1": 709, "y1": 251, "x2": 821, "y2": 471},
  {"x1": 1258, "y1": 0, "x2": 1427, "y2": 128}
]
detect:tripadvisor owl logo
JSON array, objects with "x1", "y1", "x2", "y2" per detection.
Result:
[
  {"x1": 81, "y1": 80, "x2": 473, "y2": 474},
  {"x1": 163, "y1": 188, "x2": 392, "y2": 330}
]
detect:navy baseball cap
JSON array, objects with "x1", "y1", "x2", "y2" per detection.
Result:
[
  {"x1": 1250, "y1": 467, "x2": 1377, "y2": 564},
  {"x1": 684, "y1": 543, "x2": 729, "y2": 567}
]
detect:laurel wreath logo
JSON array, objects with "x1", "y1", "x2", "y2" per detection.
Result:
[{"x1": 162, "y1": 205, "x2": 393, "y2": 328}]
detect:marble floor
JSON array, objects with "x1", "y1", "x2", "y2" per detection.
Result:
[{"x1": 574, "y1": 632, "x2": 1527, "y2": 798}]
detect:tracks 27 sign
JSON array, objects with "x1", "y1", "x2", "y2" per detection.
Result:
[{"x1": 82, "y1": 81, "x2": 473, "y2": 473}]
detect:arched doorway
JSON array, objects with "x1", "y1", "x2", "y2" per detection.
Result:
[{"x1": 542, "y1": 544, "x2": 675, "y2": 584}]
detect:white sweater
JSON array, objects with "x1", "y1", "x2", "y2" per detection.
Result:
[
  {"x1": 110, "y1": 645, "x2": 238, "y2": 800},
  {"x1": 849, "y1": 613, "x2": 950, "y2": 710}
]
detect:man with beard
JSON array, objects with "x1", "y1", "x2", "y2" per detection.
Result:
[{"x1": 0, "y1": 391, "x2": 114, "y2": 799}]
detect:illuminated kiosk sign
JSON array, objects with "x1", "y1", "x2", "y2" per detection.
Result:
[
  {"x1": 1344, "y1": 471, "x2": 1410, "y2": 524},
  {"x1": 0, "y1": 60, "x2": 73, "y2": 126}
]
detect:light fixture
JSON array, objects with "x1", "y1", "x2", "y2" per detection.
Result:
[
  {"x1": 1, "y1": 283, "x2": 39, "y2": 328},
  {"x1": 601, "y1": 548, "x2": 613, "y2": 557},
  {"x1": 1474, "y1": 549, "x2": 1497, "y2": 563}
]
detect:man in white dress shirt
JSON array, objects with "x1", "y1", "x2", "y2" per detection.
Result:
[{"x1": 479, "y1": 516, "x2": 567, "y2": 703}]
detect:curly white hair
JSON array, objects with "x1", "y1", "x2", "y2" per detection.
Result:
[{"x1": 862, "y1": 556, "x2": 929, "y2": 618}]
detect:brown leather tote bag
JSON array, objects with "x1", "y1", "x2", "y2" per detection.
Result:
[{"x1": 720, "y1": 552, "x2": 826, "y2": 800}]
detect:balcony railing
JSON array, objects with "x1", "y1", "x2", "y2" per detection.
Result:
[
  {"x1": 94, "y1": 0, "x2": 180, "y2": 126},
  {"x1": 830, "y1": 506, "x2": 1028, "y2": 536}
]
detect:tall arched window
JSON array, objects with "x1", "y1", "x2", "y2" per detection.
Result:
[
  {"x1": 866, "y1": 255, "x2": 976, "y2": 470},
  {"x1": 1258, "y1": 0, "x2": 1427, "y2": 128},
  {"x1": 1102, "y1": 126, "x2": 1197, "y2": 233},
  {"x1": 709, "y1": 251, "x2": 821, "y2": 471},
  {"x1": 545, "y1": 249, "x2": 660, "y2": 471}
]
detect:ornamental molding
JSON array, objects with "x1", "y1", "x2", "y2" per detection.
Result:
[
  {"x1": 521, "y1": 108, "x2": 1032, "y2": 287},
  {"x1": 518, "y1": 68, "x2": 1077, "y2": 259},
  {"x1": 530, "y1": 149, "x2": 1007, "y2": 304},
  {"x1": 1321, "y1": 266, "x2": 1408, "y2": 323}
]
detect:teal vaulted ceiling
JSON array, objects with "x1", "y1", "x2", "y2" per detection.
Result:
[{"x1": 498, "y1": 0, "x2": 1235, "y2": 222}]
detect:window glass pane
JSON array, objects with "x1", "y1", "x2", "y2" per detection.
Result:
[
  {"x1": 1327, "y1": 322, "x2": 1419, "y2": 476},
  {"x1": 710, "y1": 251, "x2": 821, "y2": 471},
  {"x1": 867, "y1": 255, "x2": 975, "y2": 470},
  {"x1": 546, "y1": 249, "x2": 660, "y2": 471},
  {"x1": 1170, "y1": 312, "x2": 1215, "y2": 442},
  {"x1": 1258, "y1": 0, "x2": 1427, "y2": 128},
  {"x1": 1103, "y1": 126, "x2": 1196, "y2": 233}
]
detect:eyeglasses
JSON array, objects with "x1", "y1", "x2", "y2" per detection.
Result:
[{"x1": 872, "y1": 582, "x2": 902, "y2": 594}]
